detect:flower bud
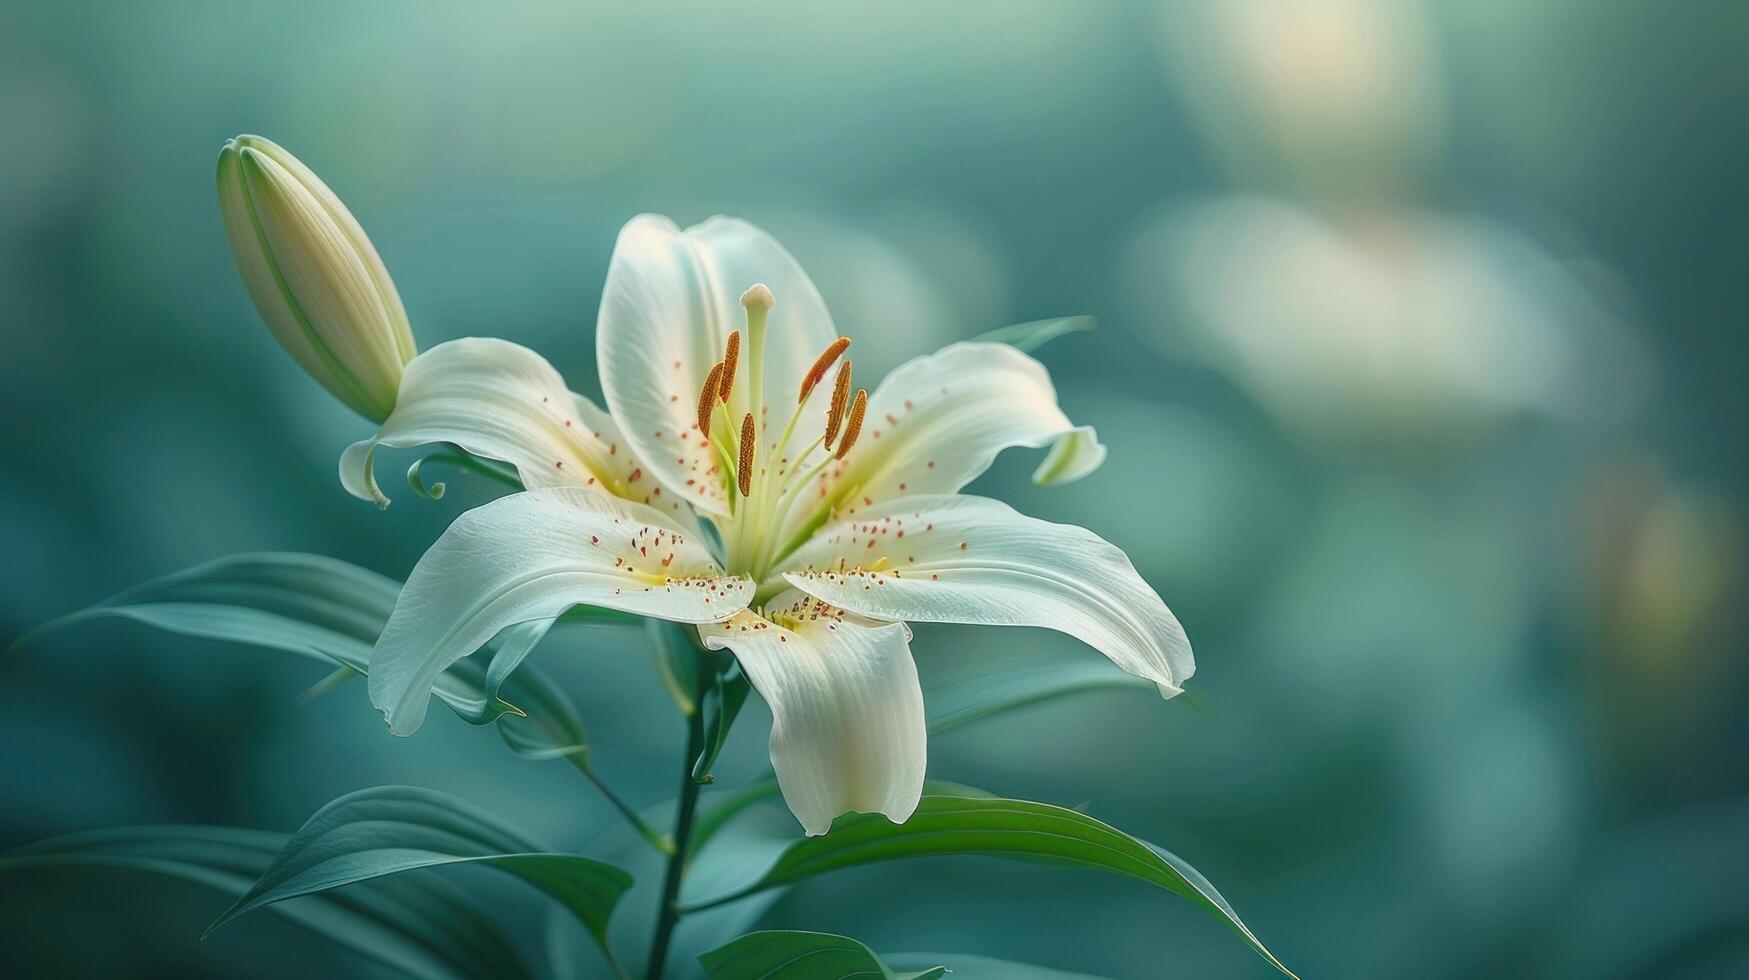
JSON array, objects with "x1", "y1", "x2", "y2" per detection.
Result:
[{"x1": 216, "y1": 135, "x2": 415, "y2": 421}]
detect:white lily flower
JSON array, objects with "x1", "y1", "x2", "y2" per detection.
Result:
[
  {"x1": 217, "y1": 135, "x2": 416, "y2": 422},
  {"x1": 356, "y1": 215, "x2": 1193, "y2": 835}
]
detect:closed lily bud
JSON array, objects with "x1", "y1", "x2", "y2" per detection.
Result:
[{"x1": 216, "y1": 135, "x2": 415, "y2": 421}]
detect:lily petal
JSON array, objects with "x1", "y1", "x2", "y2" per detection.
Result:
[
  {"x1": 807, "y1": 342, "x2": 1101, "y2": 523},
  {"x1": 1031, "y1": 424, "x2": 1107, "y2": 486},
  {"x1": 338, "y1": 338, "x2": 694, "y2": 525},
  {"x1": 596, "y1": 215, "x2": 837, "y2": 516},
  {"x1": 701, "y1": 592, "x2": 925, "y2": 836},
  {"x1": 370, "y1": 488, "x2": 752, "y2": 735},
  {"x1": 780, "y1": 494, "x2": 1192, "y2": 697}
]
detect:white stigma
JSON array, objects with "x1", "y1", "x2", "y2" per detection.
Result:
[{"x1": 740, "y1": 282, "x2": 774, "y2": 311}]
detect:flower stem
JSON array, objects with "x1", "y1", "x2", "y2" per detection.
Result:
[
  {"x1": 644, "y1": 661, "x2": 709, "y2": 978},
  {"x1": 570, "y1": 755, "x2": 674, "y2": 855}
]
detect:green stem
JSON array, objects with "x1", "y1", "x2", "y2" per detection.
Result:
[
  {"x1": 571, "y1": 756, "x2": 674, "y2": 856},
  {"x1": 644, "y1": 667, "x2": 709, "y2": 978},
  {"x1": 675, "y1": 883, "x2": 758, "y2": 916}
]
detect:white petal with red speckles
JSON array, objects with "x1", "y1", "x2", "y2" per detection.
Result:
[
  {"x1": 596, "y1": 215, "x2": 838, "y2": 517},
  {"x1": 797, "y1": 342, "x2": 1101, "y2": 527},
  {"x1": 369, "y1": 488, "x2": 751, "y2": 735},
  {"x1": 702, "y1": 592, "x2": 925, "y2": 836},
  {"x1": 778, "y1": 494, "x2": 1192, "y2": 698},
  {"x1": 339, "y1": 338, "x2": 693, "y2": 527}
]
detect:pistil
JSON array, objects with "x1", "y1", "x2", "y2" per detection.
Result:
[{"x1": 688, "y1": 283, "x2": 880, "y2": 578}]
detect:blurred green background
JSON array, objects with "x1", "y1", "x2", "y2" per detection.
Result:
[{"x1": 3, "y1": 1, "x2": 1745, "y2": 976}]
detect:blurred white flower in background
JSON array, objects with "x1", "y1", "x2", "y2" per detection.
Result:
[
  {"x1": 1144, "y1": 0, "x2": 1654, "y2": 448},
  {"x1": 1122, "y1": 198, "x2": 1654, "y2": 447},
  {"x1": 1156, "y1": 0, "x2": 1446, "y2": 199}
]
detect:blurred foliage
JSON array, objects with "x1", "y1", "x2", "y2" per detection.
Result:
[{"x1": 2, "y1": 0, "x2": 1746, "y2": 976}]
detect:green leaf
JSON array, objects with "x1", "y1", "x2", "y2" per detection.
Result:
[
  {"x1": 700, "y1": 930, "x2": 945, "y2": 980},
  {"x1": 13, "y1": 552, "x2": 395, "y2": 670},
  {"x1": 648, "y1": 617, "x2": 703, "y2": 715},
  {"x1": 972, "y1": 315, "x2": 1095, "y2": 353},
  {"x1": 0, "y1": 824, "x2": 530, "y2": 980},
  {"x1": 406, "y1": 446, "x2": 526, "y2": 496},
  {"x1": 925, "y1": 654, "x2": 1156, "y2": 736},
  {"x1": 208, "y1": 785, "x2": 633, "y2": 969},
  {"x1": 694, "y1": 666, "x2": 751, "y2": 782},
  {"x1": 688, "y1": 795, "x2": 1294, "y2": 978},
  {"x1": 13, "y1": 552, "x2": 600, "y2": 759},
  {"x1": 690, "y1": 778, "x2": 782, "y2": 854},
  {"x1": 490, "y1": 663, "x2": 590, "y2": 761},
  {"x1": 888, "y1": 953, "x2": 1106, "y2": 979}
]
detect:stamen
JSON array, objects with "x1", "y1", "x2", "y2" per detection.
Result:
[
  {"x1": 718, "y1": 331, "x2": 741, "y2": 403},
  {"x1": 696, "y1": 361, "x2": 724, "y2": 434},
  {"x1": 738, "y1": 412, "x2": 756, "y2": 496},
  {"x1": 824, "y1": 359, "x2": 852, "y2": 448},
  {"x1": 835, "y1": 388, "x2": 868, "y2": 460},
  {"x1": 798, "y1": 337, "x2": 851, "y2": 403}
]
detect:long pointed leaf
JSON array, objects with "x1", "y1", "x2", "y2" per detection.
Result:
[
  {"x1": 688, "y1": 795, "x2": 1293, "y2": 977},
  {"x1": 209, "y1": 785, "x2": 632, "y2": 967},
  {"x1": 700, "y1": 930, "x2": 945, "y2": 979},
  {"x1": 695, "y1": 666, "x2": 751, "y2": 782},
  {"x1": 925, "y1": 654, "x2": 1155, "y2": 736},
  {"x1": 971, "y1": 315, "x2": 1095, "y2": 353},
  {"x1": 0, "y1": 825, "x2": 529, "y2": 980},
  {"x1": 14, "y1": 553, "x2": 596, "y2": 759},
  {"x1": 888, "y1": 953, "x2": 1107, "y2": 979}
]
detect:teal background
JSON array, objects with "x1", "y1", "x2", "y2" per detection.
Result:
[{"x1": 2, "y1": 1, "x2": 1746, "y2": 976}]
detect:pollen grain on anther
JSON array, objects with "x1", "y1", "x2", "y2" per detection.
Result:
[
  {"x1": 835, "y1": 388, "x2": 869, "y2": 460},
  {"x1": 697, "y1": 361, "x2": 725, "y2": 434},
  {"x1": 719, "y1": 331, "x2": 741, "y2": 403},
  {"x1": 824, "y1": 360, "x2": 853, "y2": 448},
  {"x1": 737, "y1": 412, "x2": 756, "y2": 496},
  {"x1": 799, "y1": 336, "x2": 851, "y2": 403}
]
